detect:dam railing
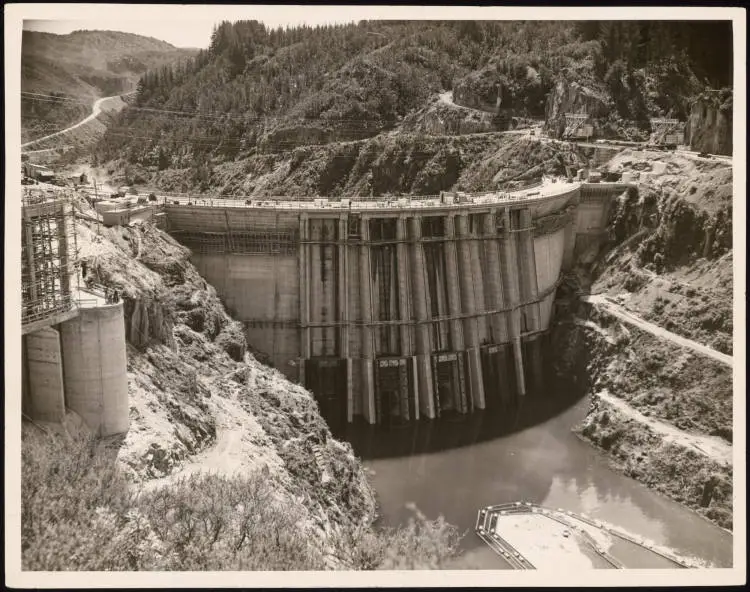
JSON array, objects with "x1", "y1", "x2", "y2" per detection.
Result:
[{"x1": 156, "y1": 179, "x2": 586, "y2": 212}]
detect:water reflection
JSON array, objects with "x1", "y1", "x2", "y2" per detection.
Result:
[
  {"x1": 342, "y1": 381, "x2": 584, "y2": 460},
  {"x1": 342, "y1": 389, "x2": 733, "y2": 568}
]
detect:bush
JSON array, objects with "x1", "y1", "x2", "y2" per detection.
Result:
[
  {"x1": 333, "y1": 504, "x2": 461, "y2": 570},
  {"x1": 22, "y1": 429, "x2": 460, "y2": 571}
]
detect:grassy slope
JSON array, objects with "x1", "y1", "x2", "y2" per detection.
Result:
[{"x1": 21, "y1": 30, "x2": 196, "y2": 143}]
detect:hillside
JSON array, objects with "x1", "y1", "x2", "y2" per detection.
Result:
[
  {"x1": 96, "y1": 132, "x2": 592, "y2": 196},
  {"x1": 547, "y1": 145, "x2": 734, "y2": 530},
  {"x1": 21, "y1": 29, "x2": 197, "y2": 143},
  {"x1": 21, "y1": 195, "x2": 460, "y2": 570},
  {"x1": 91, "y1": 19, "x2": 733, "y2": 180}
]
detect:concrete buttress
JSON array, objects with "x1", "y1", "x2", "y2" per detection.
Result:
[
  {"x1": 397, "y1": 215, "x2": 419, "y2": 419},
  {"x1": 359, "y1": 217, "x2": 376, "y2": 423},
  {"x1": 444, "y1": 214, "x2": 468, "y2": 413},
  {"x1": 456, "y1": 214, "x2": 486, "y2": 410},
  {"x1": 410, "y1": 216, "x2": 436, "y2": 419},
  {"x1": 338, "y1": 216, "x2": 353, "y2": 422},
  {"x1": 500, "y1": 209, "x2": 526, "y2": 397}
]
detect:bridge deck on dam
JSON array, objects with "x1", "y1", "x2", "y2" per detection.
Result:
[{"x1": 162, "y1": 180, "x2": 634, "y2": 429}]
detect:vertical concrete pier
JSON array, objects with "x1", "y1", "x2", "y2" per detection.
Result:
[
  {"x1": 397, "y1": 215, "x2": 419, "y2": 419},
  {"x1": 359, "y1": 216, "x2": 376, "y2": 423},
  {"x1": 444, "y1": 214, "x2": 468, "y2": 413},
  {"x1": 468, "y1": 216, "x2": 489, "y2": 346},
  {"x1": 60, "y1": 301, "x2": 129, "y2": 437},
  {"x1": 456, "y1": 214, "x2": 485, "y2": 410},
  {"x1": 519, "y1": 208, "x2": 542, "y2": 333},
  {"x1": 501, "y1": 209, "x2": 526, "y2": 397},
  {"x1": 484, "y1": 212, "x2": 509, "y2": 344},
  {"x1": 23, "y1": 327, "x2": 66, "y2": 423},
  {"x1": 338, "y1": 216, "x2": 353, "y2": 421},
  {"x1": 410, "y1": 216, "x2": 436, "y2": 419}
]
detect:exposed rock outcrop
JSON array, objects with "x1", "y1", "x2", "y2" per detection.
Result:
[
  {"x1": 545, "y1": 79, "x2": 609, "y2": 135},
  {"x1": 685, "y1": 90, "x2": 732, "y2": 155},
  {"x1": 399, "y1": 96, "x2": 496, "y2": 136}
]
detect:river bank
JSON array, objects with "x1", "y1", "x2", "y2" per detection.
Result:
[
  {"x1": 347, "y1": 311, "x2": 733, "y2": 569},
  {"x1": 572, "y1": 309, "x2": 733, "y2": 531}
]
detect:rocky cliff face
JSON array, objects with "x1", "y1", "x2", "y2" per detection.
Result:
[
  {"x1": 544, "y1": 79, "x2": 609, "y2": 135},
  {"x1": 685, "y1": 92, "x2": 732, "y2": 155},
  {"x1": 121, "y1": 133, "x2": 574, "y2": 199},
  {"x1": 452, "y1": 81, "x2": 498, "y2": 113},
  {"x1": 399, "y1": 96, "x2": 496, "y2": 136}
]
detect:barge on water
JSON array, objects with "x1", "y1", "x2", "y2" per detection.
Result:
[{"x1": 476, "y1": 501, "x2": 692, "y2": 569}]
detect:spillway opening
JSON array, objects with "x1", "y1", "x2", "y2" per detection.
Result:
[
  {"x1": 481, "y1": 343, "x2": 518, "y2": 411},
  {"x1": 374, "y1": 357, "x2": 415, "y2": 426},
  {"x1": 431, "y1": 352, "x2": 470, "y2": 418}
]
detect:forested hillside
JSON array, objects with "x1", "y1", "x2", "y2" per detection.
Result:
[
  {"x1": 21, "y1": 30, "x2": 196, "y2": 142},
  {"x1": 94, "y1": 20, "x2": 733, "y2": 189}
]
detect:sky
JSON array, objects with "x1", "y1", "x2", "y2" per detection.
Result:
[
  {"x1": 20, "y1": 5, "x2": 460, "y2": 49},
  {"x1": 20, "y1": 5, "x2": 747, "y2": 50},
  {"x1": 22, "y1": 6, "x2": 366, "y2": 48}
]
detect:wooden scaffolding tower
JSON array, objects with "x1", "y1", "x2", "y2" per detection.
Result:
[
  {"x1": 563, "y1": 113, "x2": 592, "y2": 140},
  {"x1": 21, "y1": 189, "x2": 78, "y2": 333},
  {"x1": 649, "y1": 118, "x2": 683, "y2": 146}
]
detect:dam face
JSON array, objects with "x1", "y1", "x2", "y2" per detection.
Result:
[{"x1": 164, "y1": 181, "x2": 629, "y2": 428}]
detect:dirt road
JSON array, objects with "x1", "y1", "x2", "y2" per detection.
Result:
[
  {"x1": 596, "y1": 390, "x2": 732, "y2": 466},
  {"x1": 21, "y1": 93, "x2": 133, "y2": 150},
  {"x1": 582, "y1": 294, "x2": 733, "y2": 367}
]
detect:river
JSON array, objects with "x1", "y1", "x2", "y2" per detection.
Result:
[{"x1": 341, "y1": 389, "x2": 733, "y2": 569}]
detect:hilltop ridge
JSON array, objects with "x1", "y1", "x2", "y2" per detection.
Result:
[{"x1": 21, "y1": 29, "x2": 197, "y2": 143}]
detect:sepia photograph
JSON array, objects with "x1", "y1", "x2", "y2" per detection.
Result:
[{"x1": 4, "y1": 4, "x2": 745, "y2": 588}]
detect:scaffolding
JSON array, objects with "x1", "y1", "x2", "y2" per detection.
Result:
[
  {"x1": 172, "y1": 229, "x2": 298, "y2": 255},
  {"x1": 21, "y1": 188, "x2": 78, "y2": 332},
  {"x1": 649, "y1": 118, "x2": 684, "y2": 146},
  {"x1": 563, "y1": 113, "x2": 593, "y2": 140}
]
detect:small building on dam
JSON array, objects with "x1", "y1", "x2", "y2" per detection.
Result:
[{"x1": 162, "y1": 179, "x2": 633, "y2": 429}]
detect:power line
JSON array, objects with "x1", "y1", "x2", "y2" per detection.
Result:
[{"x1": 22, "y1": 90, "x2": 398, "y2": 125}]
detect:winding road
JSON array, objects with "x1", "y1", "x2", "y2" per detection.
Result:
[{"x1": 21, "y1": 92, "x2": 134, "y2": 150}]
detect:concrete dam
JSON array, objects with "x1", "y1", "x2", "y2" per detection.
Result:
[{"x1": 162, "y1": 180, "x2": 633, "y2": 428}]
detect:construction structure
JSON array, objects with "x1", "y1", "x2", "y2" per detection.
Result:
[
  {"x1": 475, "y1": 502, "x2": 690, "y2": 569},
  {"x1": 649, "y1": 118, "x2": 685, "y2": 147},
  {"x1": 21, "y1": 188, "x2": 129, "y2": 437},
  {"x1": 161, "y1": 179, "x2": 633, "y2": 430},
  {"x1": 563, "y1": 113, "x2": 594, "y2": 140},
  {"x1": 474, "y1": 501, "x2": 690, "y2": 570},
  {"x1": 95, "y1": 197, "x2": 155, "y2": 226},
  {"x1": 22, "y1": 162, "x2": 55, "y2": 182},
  {"x1": 21, "y1": 189, "x2": 79, "y2": 333}
]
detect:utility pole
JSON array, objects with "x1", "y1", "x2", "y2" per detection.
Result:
[{"x1": 93, "y1": 179, "x2": 100, "y2": 235}]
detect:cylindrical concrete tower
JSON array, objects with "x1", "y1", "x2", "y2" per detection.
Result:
[{"x1": 60, "y1": 301, "x2": 129, "y2": 437}]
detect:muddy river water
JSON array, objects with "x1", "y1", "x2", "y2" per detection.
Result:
[{"x1": 342, "y1": 390, "x2": 733, "y2": 569}]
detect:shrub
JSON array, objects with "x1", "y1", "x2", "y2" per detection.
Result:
[{"x1": 22, "y1": 429, "x2": 460, "y2": 571}]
